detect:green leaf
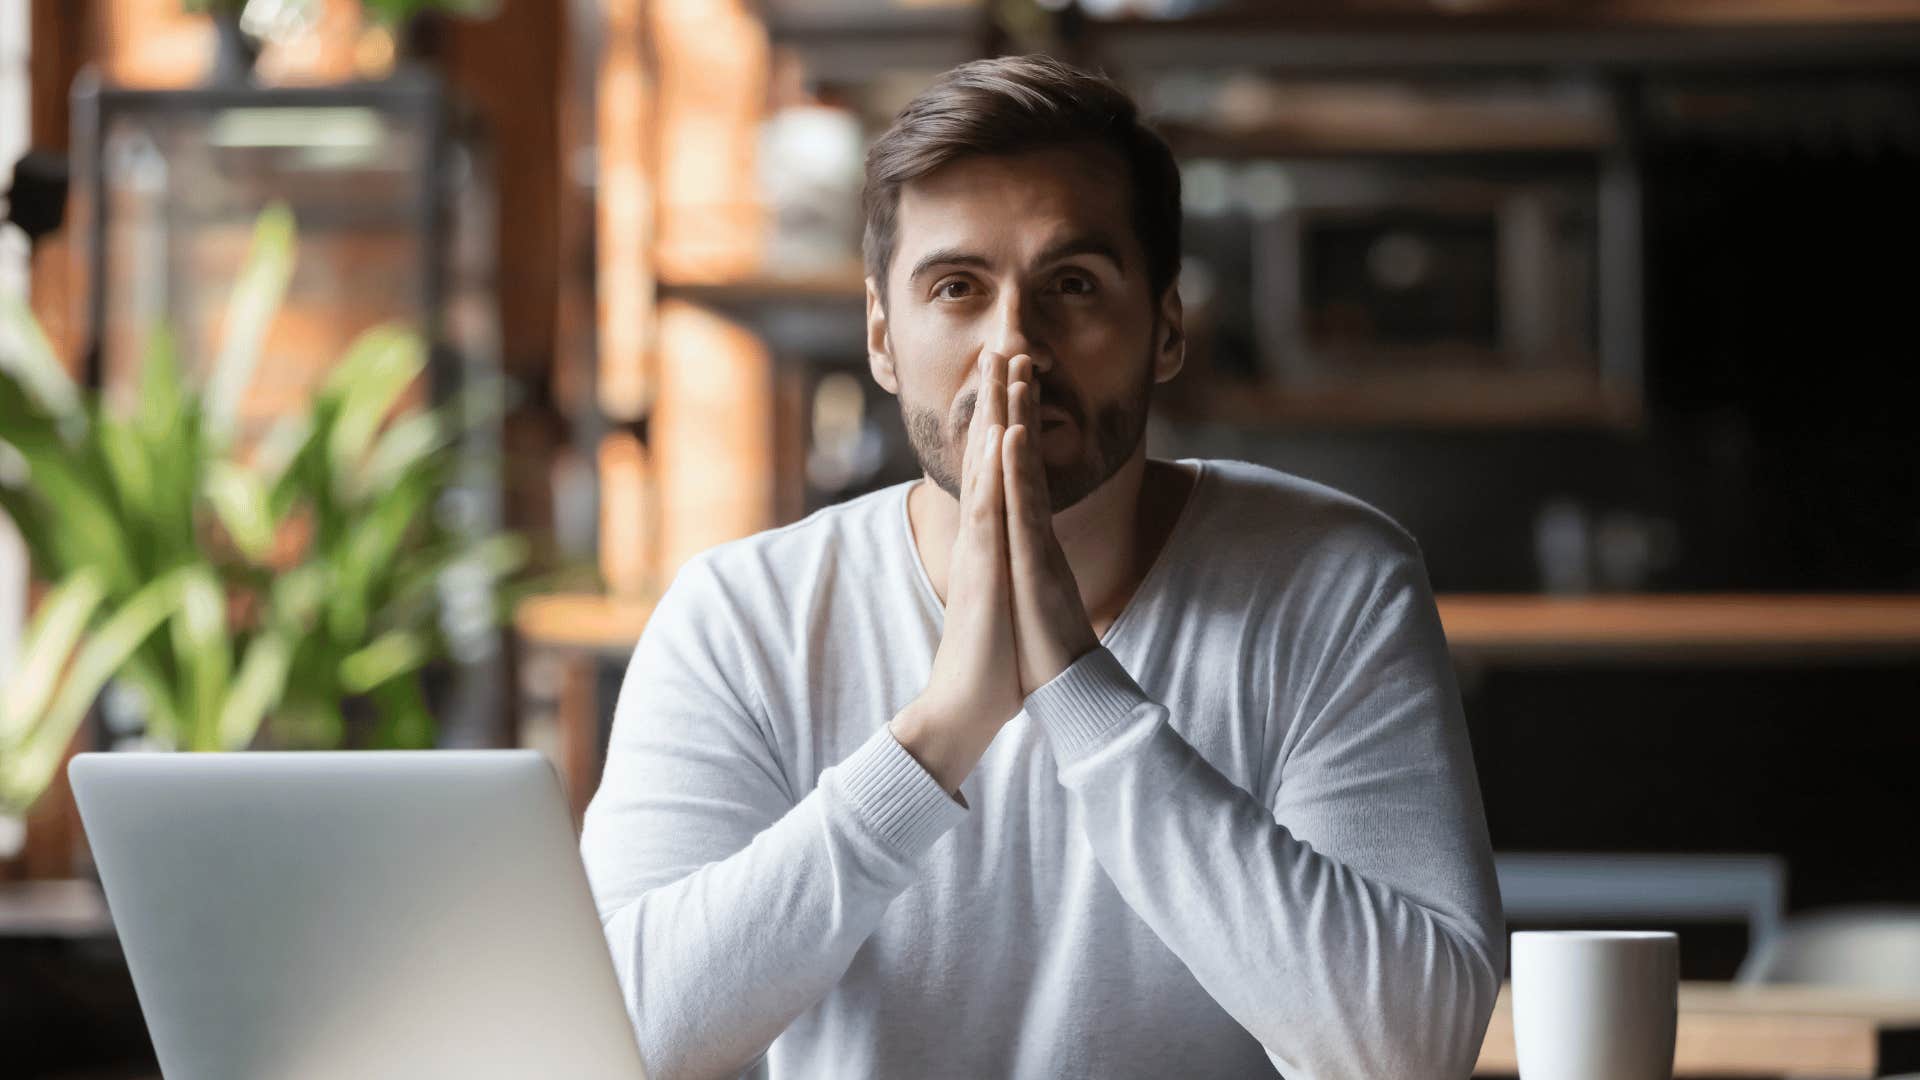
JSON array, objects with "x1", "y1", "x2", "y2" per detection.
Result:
[
  {"x1": 326, "y1": 475, "x2": 430, "y2": 643},
  {"x1": 10, "y1": 449, "x2": 138, "y2": 592},
  {"x1": 339, "y1": 630, "x2": 429, "y2": 695},
  {"x1": 169, "y1": 567, "x2": 232, "y2": 752},
  {"x1": 368, "y1": 676, "x2": 434, "y2": 750},
  {"x1": 0, "y1": 572, "x2": 182, "y2": 814},
  {"x1": 0, "y1": 570, "x2": 106, "y2": 749},
  {"x1": 96, "y1": 414, "x2": 157, "y2": 545},
  {"x1": 254, "y1": 413, "x2": 313, "y2": 485},
  {"x1": 0, "y1": 478, "x2": 60, "y2": 576},
  {"x1": 269, "y1": 699, "x2": 344, "y2": 750},
  {"x1": 346, "y1": 374, "x2": 510, "y2": 503},
  {"x1": 349, "y1": 408, "x2": 445, "y2": 502},
  {"x1": 205, "y1": 461, "x2": 276, "y2": 562},
  {"x1": 384, "y1": 532, "x2": 529, "y2": 633},
  {"x1": 131, "y1": 326, "x2": 205, "y2": 557},
  {"x1": 0, "y1": 376, "x2": 141, "y2": 588},
  {"x1": 203, "y1": 203, "x2": 296, "y2": 451},
  {"x1": 322, "y1": 326, "x2": 426, "y2": 498},
  {"x1": 0, "y1": 293, "x2": 81, "y2": 423},
  {"x1": 219, "y1": 630, "x2": 292, "y2": 750},
  {"x1": 118, "y1": 651, "x2": 183, "y2": 749},
  {"x1": 261, "y1": 410, "x2": 328, "y2": 522},
  {"x1": 0, "y1": 369, "x2": 71, "y2": 461},
  {"x1": 135, "y1": 324, "x2": 184, "y2": 446},
  {"x1": 267, "y1": 563, "x2": 329, "y2": 631}
]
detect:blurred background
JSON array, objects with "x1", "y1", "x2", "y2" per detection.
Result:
[{"x1": 1, "y1": 1, "x2": 1917, "y2": 1076}]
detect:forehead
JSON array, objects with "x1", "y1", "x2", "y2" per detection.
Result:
[{"x1": 892, "y1": 143, "x2": 1136, "y2": 272}]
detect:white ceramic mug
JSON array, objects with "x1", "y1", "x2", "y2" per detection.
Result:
[{"x1": 1511, "y1": 930, "x2": 1679, "y2": 1080}]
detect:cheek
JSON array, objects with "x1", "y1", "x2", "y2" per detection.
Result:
[
  {"x1": 890, "y1": 317, "x2": 978, "y2": 409},
  {"x1": 1059, "y1": 311, "x2": 1152, "y2": 392},
  {"x1": 1061, "y1": 312, "x2": 1129, "y2": 352}
]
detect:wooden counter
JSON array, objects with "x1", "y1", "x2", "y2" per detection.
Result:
[
  {"x1": 1476, "y1": 980, "x2": 1920, "y2": 1077},
  {"x1": 515, "y1": 592, "x2": 1920, "y2": 659},
  {"x1": 1438, "y1": 592, "x2": 1920, "y2": 662},
  {"x1": 514, "y1": 593, "x2": 656, "y2": 656}
]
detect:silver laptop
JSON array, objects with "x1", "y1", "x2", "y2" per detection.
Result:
[{"x1": 68, "y1": 750, "x2": 647, "y2": 1080}]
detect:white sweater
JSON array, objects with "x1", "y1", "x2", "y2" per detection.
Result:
[{"x1": 580, "y1": 458, "x2": 1505, "y2": 1080}]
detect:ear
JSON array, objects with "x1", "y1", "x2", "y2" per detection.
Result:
[
  {"x1": 866, "y1": 276, "x2": 899, "y2": 395},
  {"x1": 1152, "y1": 280, "x2": 1185, "y2": 384}
]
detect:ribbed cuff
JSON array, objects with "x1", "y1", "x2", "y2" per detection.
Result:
[
  {"x1": 825, "y1": 723, "x2": 969, "y2": 857},
  {"x1": 1023, "y1": 646, "x2": 1152, "y2": 767}
]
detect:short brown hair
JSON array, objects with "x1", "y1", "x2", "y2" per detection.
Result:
[{"x1": 861, "y1": 53, "x2": 1182, "y2": 311}]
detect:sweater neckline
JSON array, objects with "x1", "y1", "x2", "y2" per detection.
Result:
[{"x1": 897, "y1": 458, "x2": 1211, "y2": 653}]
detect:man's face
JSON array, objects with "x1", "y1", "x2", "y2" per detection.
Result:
[{"x1": 867, "y1": 143, "x2": 1181, "y2": 513}]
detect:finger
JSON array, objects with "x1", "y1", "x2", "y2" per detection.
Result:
[
  {"x1": 1026, "y1": 418, "x2": 1052, "y2": 516},
  {"x1": 1005, "y1": 423, "x2": 1081, "y2": 627},
  {"x1": 960, "y1": 350, "x2": 996, "y2": 500},
  {"x1": 978, "y1": 423, "x2": 1007, "y2": 565},
  {"x1": 1007, "y1": 378, "x2": 1032, "y2": 437},
  {"x1": 1008, "y1": 355, "x2": 1034, "y2": 466},
  {"x1": 1008, "y1": 353, "x2": 1032, "y2": 400},
  {"x1": 1009, "y1": 384, "x2": 1051, "y2": 521},
  {"x1": 983, "y1": 350, "x2": 1009, "y2": 438},
  {"x1": 1003, "y1": 357, "x2": 1046, "y2": 513},
  {"x1": 962, "y1": 354, "x2": 1006, "y2": 514},
  {"x1": 1003, "y1": 422, "x2": 1044, "y2": 571}
]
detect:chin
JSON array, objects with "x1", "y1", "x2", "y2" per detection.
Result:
[{"x1": 1041, "y1": 454, "x2": 1108, "y2": 513}]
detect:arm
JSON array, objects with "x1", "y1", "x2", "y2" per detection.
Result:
[
  {"x1": 993, "y1": 349, "x2": 1501, "y2": 1076},
  {"x1": 1021, "y1": 550, "x2": 1505, "y2": 1079},
  {"x1": 579, "y1": 556, "x2": 968, "y2": 1080},
  {"x1": 582, "y1": 344, "x2": 1032, "y2": 1080}
]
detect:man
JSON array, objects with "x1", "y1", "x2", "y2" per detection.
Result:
[{"x1": 581, "y1": 54, "x2": 1504, "y2": 1080}]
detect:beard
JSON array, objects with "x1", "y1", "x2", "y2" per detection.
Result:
[{"x1": 903, "y1": 336, "x2": 1155, "y2": 514}]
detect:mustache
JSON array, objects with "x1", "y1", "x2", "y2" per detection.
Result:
[{"x1": 954, "y1": 372, "x2": 1084, "y2": 438}]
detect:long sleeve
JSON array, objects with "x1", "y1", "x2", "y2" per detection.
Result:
[
  {"x1": 578, "y1": 555, "x2": 969, "y2": 1080},
  {"x1": 1022, "y1": 544, "x2": 1505, "y2": 1079}
]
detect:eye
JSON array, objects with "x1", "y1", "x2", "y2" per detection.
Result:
[
  {"x1": 1054, "y1": 272, "x2": 1097, "y2": 296},
  {"x1": 933, "y1": 278, "x2": 975, "y2": 301}
]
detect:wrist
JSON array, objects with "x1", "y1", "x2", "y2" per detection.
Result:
[{"x1": 888, "y1": 700, "x2": 989, "y2": 796}]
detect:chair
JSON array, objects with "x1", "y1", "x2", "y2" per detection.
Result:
[
  {"x1": 1736, "y1": 905, "x2": 1920, "y2": 993},
  {"x1": 1497, "y1": 852, "x2": 1788, "y2": 947}
]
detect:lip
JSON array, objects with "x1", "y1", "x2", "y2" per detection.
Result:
[{"x1": 1038, "y1": 406, "x2": 1073, "y2": 431}]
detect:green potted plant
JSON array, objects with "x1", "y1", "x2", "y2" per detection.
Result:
[{"x1": 0, "y1": 204, "x2": 532, "y2": 837}]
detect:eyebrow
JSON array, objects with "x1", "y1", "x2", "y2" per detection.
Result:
[{"x1": 906, "y1": 234, "x2": 1127, "y2": 288}]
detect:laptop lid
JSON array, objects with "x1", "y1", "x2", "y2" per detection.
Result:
[{"x1": 69, "y1": 749, "x2": 646, "y2": 1080}]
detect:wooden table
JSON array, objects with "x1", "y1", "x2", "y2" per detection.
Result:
[{"x1": 1476, "y1": 981, "x2": 1920, "y2": 1077}]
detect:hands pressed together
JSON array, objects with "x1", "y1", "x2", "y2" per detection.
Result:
[{"x1": 890, "y1": 350, "x2": 1102, "y2": 797}]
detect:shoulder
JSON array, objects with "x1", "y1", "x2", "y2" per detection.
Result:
[
  {"x1": 1184, "y1": 461, "x2": 1445, "y2": 699},
  {"x1": 1187, "y1": 458, "x2": 1424, "y2": 577}
]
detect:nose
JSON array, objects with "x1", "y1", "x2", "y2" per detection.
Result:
[{"x1": 984, "y1": 289, "x2": 1052, "y2": 374}]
